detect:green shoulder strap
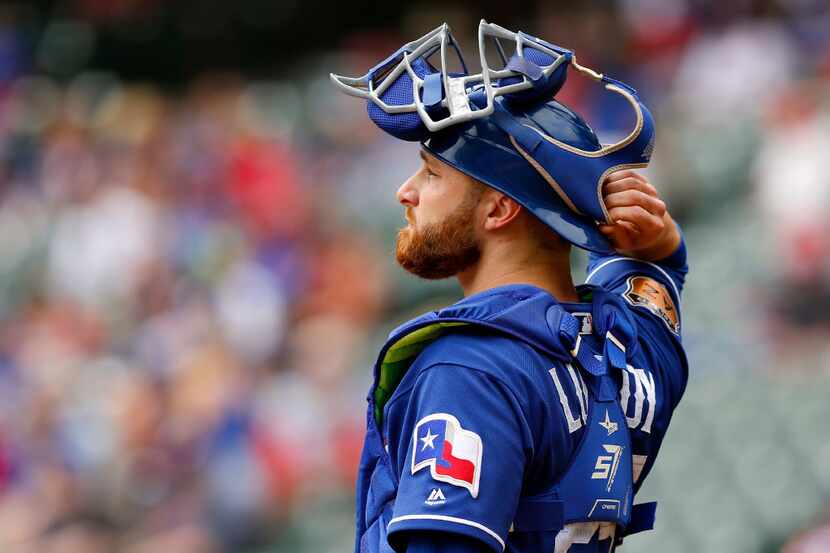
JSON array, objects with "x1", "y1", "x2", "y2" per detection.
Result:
[{"x1": 374, "y1": 321, "x2": 469, "y2": 425}]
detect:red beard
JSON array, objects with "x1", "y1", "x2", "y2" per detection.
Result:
[{"x1": 395, "y1": 198, "x2": 481, "y2": 280}]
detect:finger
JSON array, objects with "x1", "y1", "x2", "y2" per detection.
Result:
[
  {"x1": 603, "y1": 176, "x2": 659, "y2": 198},
  {"x1": 603, "y1": 176, "x2": 658, "y2": 197},
  {"x1": 607, "y1": 205, "x2": 665, "y2": 233},
  {"x1": 617, "y1": 220, "x2": 641, "y2": 234},
  {"x1": 599, "y1": 221, "x2": 640, "y2": 250},
  {"x1": 599, "y1": 223, "x2": 639, "y2": 238},
  {"x1": 599, "y1": 224, "x2": 617, "y2": 236},
  {"x1": 603, "y1": 170, "x2": 646, "y2": 185},
  {"x1": 603, "y1": 190, "x2": 667, "y2": 217}
]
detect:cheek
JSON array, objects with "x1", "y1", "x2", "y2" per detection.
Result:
[
  {"x1": 418, "y1": 177, "x2": 467, "y2": 222},
  {"x1": 413, "y1": 187, "x2": 445, "y2": 223},
  {"x1": 418, "y1": 200, "x2": 454, "y2": 227}
]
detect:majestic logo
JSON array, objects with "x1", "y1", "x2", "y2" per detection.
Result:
[
  {"x1": 425, "y1": 488, "x2": 446, "y2": 506},
  {"x1": 591, "y1": 444, "x2": 623, "y2": 492},
  {"x1": 412, "y1": 413, "x2": 483, "y2": 498},
  {"x1": 599, "y1": 409, "x2": 619, "y2": 436},
  {"x1": 623, "y1": 276, "x2": 679, "y2": 334}
]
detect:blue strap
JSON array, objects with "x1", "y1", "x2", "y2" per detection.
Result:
[
  {"x1": 621, "y1": 502, "x2": 657, "y2": 537},
  {"x1": 573, "y1": 338, "x2": 606, "y2": 377},
  {"x1": 591, "y1": 288, "x2": 638, "y2": 370},
  {"x1": 571, "y1": 335, "x2": 619, "y2": 403},
  {"x1": 566, "y1": 290, "x2": 640, "y2": 402},
  {"x1": 517, "y1": 32, "x2": 573, "y2": 56},
  {"x1": 422, "y1": 72, "x2": 444, "y2": 109},
  {"x1": 490, "y1": 102, "x2": 543, "y2": 151},
  {"x1": 556, "y1": 310, "x2": 580, "y2": 347},
  {"x1": 604, "y1": 336, "x2": 627, "y2": 371},
  {"x1": 514, "y1": 499, "x2": 656, "y2": 537},
  {"x1": 511, "y1": 498, "x2": 564, "y2": 532},
  {"x1": 506, "y1": 54, "x2": 543, "y2": 81}
]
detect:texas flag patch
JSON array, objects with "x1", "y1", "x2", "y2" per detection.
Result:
[{"x1": 412, "y1": 413, "x2": 483, "y2": 498}]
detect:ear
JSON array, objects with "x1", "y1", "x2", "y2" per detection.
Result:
[{"x1": 481, "y1": 190, "x2": 523, "y2": 231}]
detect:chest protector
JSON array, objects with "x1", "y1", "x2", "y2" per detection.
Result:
[
  {"x1": 354, "y1": 289, "x2": 656, "y2": 553},
  {"x1": 509, "y1": 308, "x2": 657, "y2": 551}
]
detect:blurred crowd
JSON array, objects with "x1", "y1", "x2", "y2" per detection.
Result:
[
  {"x1": 0, "y1": 1, "x2": 826, "y2": 552},
  {"x1": 0, "y1": 73, "x2": 393, "y2": 551}
]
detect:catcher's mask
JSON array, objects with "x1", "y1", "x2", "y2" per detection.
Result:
[{"x1": 330, "y1": 20, "x2": 656, "y2": 254}]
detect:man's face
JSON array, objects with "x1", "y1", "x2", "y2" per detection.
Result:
[{"x1": 395, "y1": 150, "x2": 483, "y2": 279}]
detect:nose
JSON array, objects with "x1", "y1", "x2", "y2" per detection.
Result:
[{"x1": 396, "y1": 173, "x2": 419, "y2": 207}]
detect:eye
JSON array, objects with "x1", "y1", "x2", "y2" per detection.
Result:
[{"x1": 426, "y1": 167, "x2": 438, "y2": 177}]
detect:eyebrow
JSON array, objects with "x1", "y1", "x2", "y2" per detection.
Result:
[{"x1": 419, "y1": 150, "x2": 440, "y2": 171}]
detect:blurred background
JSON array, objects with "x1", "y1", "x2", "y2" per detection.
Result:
[{"x1": 0, "y1": 0, "x2": 827, "y2": 552}]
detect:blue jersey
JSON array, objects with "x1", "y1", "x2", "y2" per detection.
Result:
[{"x1": 355, "y1": 240, "x2": 688, "y2": 553}]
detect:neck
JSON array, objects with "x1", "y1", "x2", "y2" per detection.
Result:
[{"x1": 457, "y1": 240, "x2": 579, "y2": 302}]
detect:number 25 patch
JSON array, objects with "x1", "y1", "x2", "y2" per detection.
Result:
[{"x1": 623, "y1": 276, "x2": 680, "y2": 334}]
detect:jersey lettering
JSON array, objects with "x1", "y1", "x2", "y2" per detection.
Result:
[
  {"x1": 552, "y1": 362, "x2": 657, "y2": 436},
  {"x1": 620, "y1": 365, "x2": 656, "y2": 433},
  {"x1": 550, "y1": 365, "x2": 587, "y2": 433},
  {"x1": 567, "y1": 364, "x2": 589, "y2": 427}
]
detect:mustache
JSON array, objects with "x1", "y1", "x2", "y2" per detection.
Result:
[{"x1": 404, "y1": 208, "x2": 415, "y2": 226}]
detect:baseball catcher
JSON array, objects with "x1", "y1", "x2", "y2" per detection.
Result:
[{"x1": 331, "y1": 20, "x2": 688, "y2": 553}]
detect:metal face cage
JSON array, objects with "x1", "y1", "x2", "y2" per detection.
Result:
[{"x1": 331, "y1": 20, "x2": 651, "y2": 155}]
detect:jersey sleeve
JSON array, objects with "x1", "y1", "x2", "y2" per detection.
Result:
[
  {"x1": 585, "y1": 227, "x2": 688, "y2": 338},
  {"x1": 404, "y1": 532, "x2": 492, "y2": 553},
  {"x1": 385, "y1": 363, "x2": 532, "y2": 553}
]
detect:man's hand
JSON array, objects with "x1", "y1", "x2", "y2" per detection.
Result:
[{"x1": 599, "y1": 170, "x2": 681, "y2": 261}]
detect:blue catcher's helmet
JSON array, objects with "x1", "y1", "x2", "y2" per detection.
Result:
[{"x1": 330, "y1": 21, "x2": 655, "y2": 255}]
